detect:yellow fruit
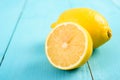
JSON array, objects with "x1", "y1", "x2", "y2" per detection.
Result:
[
  {"x1": 51, "y1": 8, "x2": 112, "y2": 48},
  {"x1": 45, "y1": 22, "x2": 93, "y2": 70}
]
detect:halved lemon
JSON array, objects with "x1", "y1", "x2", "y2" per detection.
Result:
[{"x1": 45, "y1": 22, "x2": 93, "y2": 70}]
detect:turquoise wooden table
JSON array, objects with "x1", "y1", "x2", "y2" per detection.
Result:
[{"x1": 0, "y1": 0, "x2": 120, "y2": 80}]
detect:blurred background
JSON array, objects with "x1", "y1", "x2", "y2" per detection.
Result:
[{"x1": 0, "y1": 0, "x2": 120, "y2": 80}]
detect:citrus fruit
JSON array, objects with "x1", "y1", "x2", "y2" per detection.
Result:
[
  {"x1": 51, "y1": 8, "x2": 112, "y2": 48},
  {"x1": 45, "y1": 22, "x2": 93, "y2": 70}
]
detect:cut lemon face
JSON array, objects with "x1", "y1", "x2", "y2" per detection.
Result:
[{"x1": 45, "y1": 22, "x2": 93, "y2": 70}]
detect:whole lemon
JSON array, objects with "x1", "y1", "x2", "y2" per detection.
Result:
[{"x1": 51, "y1": 8, "x2": 112, "y2": 48}]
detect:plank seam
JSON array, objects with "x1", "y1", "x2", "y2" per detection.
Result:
[
  {"x1": 87, "y1": 62, "x2": 94, "y2": 80},
  {"x1": 0, "y1": 0, "x2": 28, "y2": 67},
  {"x1": 112, "y1": 0, "x2": 120, "y2": 11}
]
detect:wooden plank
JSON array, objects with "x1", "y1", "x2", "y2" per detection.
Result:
[
  {"x1": 0, "y1": 0, "x2": 92, "y2": 80},
  {"x1": 0, "y1": 0, "x2": 25, "y2": 62},
  {"x1": 70, "y1": 0, "x2": 120, "y2": 79}
]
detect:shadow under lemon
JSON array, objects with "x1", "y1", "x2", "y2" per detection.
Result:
[{"x1": 22, "y1": 42, "x2": 90, "y2": 80}]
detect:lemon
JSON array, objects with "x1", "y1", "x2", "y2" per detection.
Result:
[
  {"x1": 46, "y1": 22, "x2": 93, "y2": 70},
  {"x1": 51, "y1": 8, "x2": 112, "y2": 48}
]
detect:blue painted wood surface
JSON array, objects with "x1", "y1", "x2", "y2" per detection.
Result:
[
  {"x1": 0, "y1": 0, "x2": 92, "y2": 80},
  {"x1": 0, "y1": 0, "x2": 120, "y2": 80},
  {"x1": 0, "y1": 0, "x2": 25, "y2": 62}
]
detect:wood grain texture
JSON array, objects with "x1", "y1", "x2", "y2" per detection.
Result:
[{"x1": 0, "y1": 0, "x2": 92, "y2": 80}]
